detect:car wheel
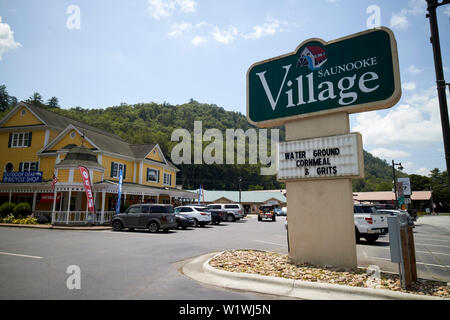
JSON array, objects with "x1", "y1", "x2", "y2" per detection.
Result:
[
  {"x1": 112, "y1": 220, "x2": 123, "y2": 231},
  {"x1": 227, "y1": 214, "x2": 235, "y2": 222},
  {"x1": 192, "y1": 219, "x2": 199, "y2": 227},
  {"x1": 148, "y1": 221, "x2": 159, "y2": 233},
  {"x1": 364, "y1": 234, "x2": 379, "y2": 244},
  {"x1": 355, "y1": 228, "x2": 361, "y2": 243}
]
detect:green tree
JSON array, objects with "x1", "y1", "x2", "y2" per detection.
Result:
[
  {"x1": 27, "y1": 92, "x2": 43, "y2": 105},
  {"x1": 0, "y1": 85, "x2": 9, "y2": 112},
  {"x1": 47, "y1": 96, "x2": 60, "y2": 108}
]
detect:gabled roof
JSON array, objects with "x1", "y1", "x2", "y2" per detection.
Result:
[{"x1": 190, "y1": 189, "x2": 287, "y2": 204}]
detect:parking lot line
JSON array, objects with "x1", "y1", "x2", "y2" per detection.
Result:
[
  {"x1": 415, "y1": 243, "x2": 450, "y2": 248},
  {"x1": 252, "y1": 240, "x2": 285, "y2": 246},
  {"x1": 0, "y1": 251, "x2": 43, "y2": 259},
  {"x1": 367, "y1": 256, "x2": 449, "y2": 269}
]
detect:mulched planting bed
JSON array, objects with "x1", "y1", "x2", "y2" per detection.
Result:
[{"x1": 209, "y1": 249, "x2": 449, "y2": 298}]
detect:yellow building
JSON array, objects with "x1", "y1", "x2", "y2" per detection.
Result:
[{"x1": 0, "y1": 102, "x2": 196, "y2": 225}]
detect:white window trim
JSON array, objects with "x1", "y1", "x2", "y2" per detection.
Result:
[
  {"x1": 20, "y1": 161, "x2": 39, "y2": 172},
  {"x1": 163, "y1": 172, "x2": 172, "y2": 186},
  {"x1": 146, "y1": 168, "x2": 160, "y2": 183},
  {"x1": 111, "y1": 161, "x2": 126, "y2": 179},
  {"x1": 4, "y1": 162, "x2": 14, "y2": 172},
  {"x1": 11, "y1": 132, "x2": 30, "y2": 148}
]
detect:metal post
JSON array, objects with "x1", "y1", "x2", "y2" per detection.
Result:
[
  {"x1": 426, "y1": 0, "x2": 450, "y2": 191},
  {"x1": 392, "y1": 160, "x2": 398, "y2": 209}
]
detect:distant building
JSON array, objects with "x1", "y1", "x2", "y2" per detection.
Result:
[
  {"x1": 190, "y1": 189, "x2": 286, "y2": 214},
  {"x1": 0, "y1": 102, "x2": 196, "y2": 225}
]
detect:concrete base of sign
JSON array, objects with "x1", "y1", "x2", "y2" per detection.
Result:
[{"x1": 285, "y1": 113, "x2": 357, "y2": 269}]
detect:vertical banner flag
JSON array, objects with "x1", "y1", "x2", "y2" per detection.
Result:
[
  {"x1": 198, "y1": 185, "x2": 202, "y2": 205},
  {"x1": 201, "y1": 184, "x2": 205, "y2": 204},
  {"x1": 78, "y1": 166, "x2": 95, "y2": 213},
  {"x1": 51, "y1": 172, "x2": 59, "y2": 191},
  {"x1": 116, "y1": 168, "x2": 123, "y2": 215}
]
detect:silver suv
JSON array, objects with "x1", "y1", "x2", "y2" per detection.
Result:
[{"x1": 207, "y1": 203, "x2": 245, "y2": 222}]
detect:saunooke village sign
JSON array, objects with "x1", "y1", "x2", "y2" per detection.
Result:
[{"x1": 247, "y1": 27, "x2": 401, "y2": 269}]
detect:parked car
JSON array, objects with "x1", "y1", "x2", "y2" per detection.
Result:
[
  {"x1": 258, "y1": 204, "x2": 277, "y2": 221},
  {"x1": 175, "y1": 213, "x2": 195, "y2": 229},
  {"x1": 354, "y1": 204, "x2": 389, "y2": 243},
  {"x1": 274, "y1": 207, "x2": 285, "y2": 216},
  {"x1": 377, "y1": 209, "x2": 415, "y2": 227},
  {"x1": 206, "y1": 203, "x2": 245, "y2": 222},
  {"x1": 174, "y1": 205, "x2": 212, "y2": 227},
  {"x1": 112, "y1": 204, "x2": 177, "y2": 233}
]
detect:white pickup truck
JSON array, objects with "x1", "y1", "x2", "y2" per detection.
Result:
[{"x1": 354, "y1": 204, "x2": 389, "y2": 244}]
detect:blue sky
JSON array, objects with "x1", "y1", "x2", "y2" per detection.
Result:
[{"x1": 0, "y1": 0, "x2": 449, "y2": 176}]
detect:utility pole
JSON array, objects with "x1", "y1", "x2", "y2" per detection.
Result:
[{"x1": 426, "y1": 0, "x2": 450, "y2": 191}]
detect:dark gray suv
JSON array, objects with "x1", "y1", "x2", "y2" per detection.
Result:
[{"x1": 112, "y1": 204, "x2": 177, "y2": 233}]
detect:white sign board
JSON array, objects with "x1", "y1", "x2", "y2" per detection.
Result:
[
  {"x1": 397, "y1": 178, "x2": 411, "y2": 196},
  {"x1": 278, "y1": 132, "x2": 364, "y2": 181}
]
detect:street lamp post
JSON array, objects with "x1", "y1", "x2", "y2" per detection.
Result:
[
  {"x1": 392, "y1": 160, "x2": 404, "y2": 209},
  {"x1": 426, "y1": 0, "x2": 450, "y2": 191}
]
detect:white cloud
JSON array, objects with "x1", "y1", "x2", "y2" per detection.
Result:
[
  {"x1": 167, "y1": 21, "x2": 205, "y2": 37},
  {"x1": 147, "y1": 0, "x2": 197, "y2": 20},
  {"x1": 0, "y1": 16, "x2": 21, "y2": 61},
  {"x1": 370, "y1": 148, "x2": 411, "y2": 159},
  {"x1": 242, "y1": 19, "x2": 287, "y2": 40},
  {"x1": 353, "y1": 87, "x2": 446, "y2": 147},
  {"x1": 415, "y1": 167, "x2": 431, "y2": 176},
  {"x1": 407, "y1": 65, "x2": 422, "y2": 75},
  {"x1": 191, "y1": 35, "x2": 207, "y2": 46},
  {"x1": 177, "y1": 0, "x2": 197, "y2": 13},
  {"x1": 402, "y1": 81, "x2": 416, "y2": 91},
  {"x1": 390, "y1": 0, "x2": 426, "y2": 30},
  {"x1": 211, "y1": 25, "x2": 238, "y2": 45},
  {"x1": 390, "y1": 13, "x2": 409, "y2": 29}
]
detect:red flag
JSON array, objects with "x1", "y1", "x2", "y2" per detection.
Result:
[
  {"x1": 51, "y1": 173, "x2": 59, "y2": 191},
  {"x1": 78, "y1": 166, "x2": 95, "y2": 213}
]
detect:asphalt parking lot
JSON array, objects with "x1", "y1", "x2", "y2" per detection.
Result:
[{"x1": 0, "y1": 215, "x2": 448, "y2": 299}]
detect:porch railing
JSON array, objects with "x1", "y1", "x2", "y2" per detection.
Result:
[{"x1": 34, "y1": 210, "x2": 115, "y2": 225}]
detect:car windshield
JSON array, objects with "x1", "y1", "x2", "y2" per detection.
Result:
[
  {"x1": 354, "y1": 206, "x2": 376, "y2": 214},
  {"x1": 194, "y1": 207, "x2": 210, "y2": 212}
]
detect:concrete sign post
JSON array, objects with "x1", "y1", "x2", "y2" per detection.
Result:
[{"x1": 247, "y1": 27, "x2": 401, "y2": 269}]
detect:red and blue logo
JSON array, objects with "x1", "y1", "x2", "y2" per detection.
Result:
[{"x1": 296, "y1": 46, "x2": 327, "y2": 71}]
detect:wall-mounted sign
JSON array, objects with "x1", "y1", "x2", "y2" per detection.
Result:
[
  {"x1": 277, "y1": 133, "x2": 364, "y2": 181},
  {"x1": 2, "y1": 171, "x2": 43, "y2": 183},
  {"x1": 247, "y1": 27, "x2": 401, "y2": 127}
]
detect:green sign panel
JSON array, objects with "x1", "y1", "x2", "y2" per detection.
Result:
[{"x1": 247, "y1": 27, "x2": 401, "y2": 127}]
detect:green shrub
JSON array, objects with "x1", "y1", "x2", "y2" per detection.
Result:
[
  {"x1": 0, "y1": 202, "x2": 15, "y2": 218},
  {"x1": 12, "y1": 202, "x2": 31, "y2": 218}
]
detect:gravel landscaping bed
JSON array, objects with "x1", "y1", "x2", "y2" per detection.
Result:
[{"x1": 209, "y1": 249, "x2": 450, "y2": 298}]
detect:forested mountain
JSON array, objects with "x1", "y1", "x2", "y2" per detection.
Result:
[
  {"x1": 44, "y1": 100, "x2": 414, "y2": 192},
  {"x1": 0, "y1": 85, "x2": 446, "y2": 198}
]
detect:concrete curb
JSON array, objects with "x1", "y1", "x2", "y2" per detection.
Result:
[
  {"x1": 183, "y1": 251, "x2": 445, "y2": 300},
  {"x1": 0, "y1": 223, "x2": 112, "y2": 231}
]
